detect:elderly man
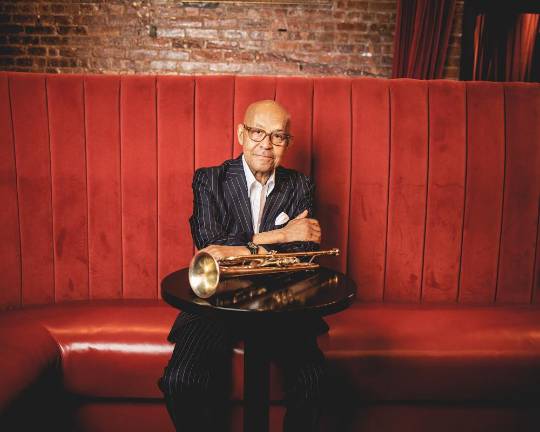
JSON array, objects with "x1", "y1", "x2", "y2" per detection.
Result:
[{"x1": 159, "y1": 100, "x2": 327, "y2": 432}]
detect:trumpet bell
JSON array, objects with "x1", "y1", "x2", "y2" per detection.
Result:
[{"x1": 188, "y1": 252, "x2": 220, "y2": 298}]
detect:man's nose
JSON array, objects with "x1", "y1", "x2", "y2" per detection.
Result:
[{"x1": 259, "y1": 134, "x2": 273, "y2": 149}]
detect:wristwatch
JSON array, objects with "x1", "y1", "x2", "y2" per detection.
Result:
[{"x1": 246, "y1": 241, "x2": 259, "y2": 255}]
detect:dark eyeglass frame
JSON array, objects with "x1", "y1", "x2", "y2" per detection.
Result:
[{"x1": 243, "y1": 124, "x2": 292, "y2": 147}]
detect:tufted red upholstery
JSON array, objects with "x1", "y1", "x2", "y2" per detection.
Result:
[
  {"x1": 2, "y1": 72, "x2": 539, "y2": 307},
  {"x1": 1, "y1": 72, "x2": 539, "y2": 432}
]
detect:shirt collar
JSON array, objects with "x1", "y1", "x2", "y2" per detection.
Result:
[{"x1": 242, "y1": 154, "x2": 275, "y2": 198}]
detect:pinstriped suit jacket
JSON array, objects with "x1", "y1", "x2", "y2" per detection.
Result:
[
  {"x1": 168, "y1": 154, "x2": 326, "y2": 341},
  {"x1": 189, "y1": 153, "x2": 320, "y2": 254}
]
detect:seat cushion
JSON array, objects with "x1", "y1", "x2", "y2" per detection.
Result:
[
  {"x1": 1, "y1": 300, "x2": 177, "y2": 399},
  {"x1": 3, "y1": 301, "x2": 540, "y2": 403},
  {"x1": 317, "y1": 303, "x2": 540, "y2": 401}
]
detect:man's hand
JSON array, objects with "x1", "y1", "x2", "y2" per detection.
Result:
[
  {"x1": 280, "y1": 209, "x2": 321, "y2": 243},
  {"x1": 199, "y1": 245, "x2": 250, "y2": 260}
]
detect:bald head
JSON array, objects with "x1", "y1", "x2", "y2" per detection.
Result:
[{"x1": 243, "y1": 100, "x2": 290, "y2": 132}]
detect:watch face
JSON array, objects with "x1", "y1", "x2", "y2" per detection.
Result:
[{"x1": 247, "y1": 242, "x2": 258, "y2": 254}]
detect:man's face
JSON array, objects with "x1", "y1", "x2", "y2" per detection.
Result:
[{"x1": 238, "y1": 102, "x2": 289, "y2": 178}]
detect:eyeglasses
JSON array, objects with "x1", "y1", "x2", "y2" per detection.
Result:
[{"x1": 243, "y1": 124, "x2": 292, "y2": 147}]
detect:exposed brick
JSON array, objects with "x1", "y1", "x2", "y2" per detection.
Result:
[
  {"x1": 337, "y1": 22, "x2": 367, "y2": 32},
  {"x1": 48, "y1": 58, "x2": 77, "y2": 68},
  {"x1": 40, "y1": 15, "x2": 73, "y2": 26},
  {"x1": 59, "y1": 48, "x2": 77, "y2": 57},
  {"x1": 206, "y1": 40, "x2": 239, "y2": 50},
  {"x1": 191, "y1": 49, "x2": 224, "y2": 61},
  {"x1": 40, "y1": 36, "x2": 67, "y2": 45},
  {"x1": 158, "y1": 28, "x2": 186, "y2": 38},
  {"x1": 203, "y1": 19, "x2": 237, "y2": 28},
  {"x1": 0, "y1": 57, "x2": 15, "y2": 66},
  {"x1": 28, "y1": 46, "x2": 46, "y2": 56},
  {"x1": 24, "y1": 25, "x2": 54, "y2": 34},
  {"x1": 12, "y1": 15, "x2": 35, "y2": 24},
  {"x1": 185, "y1": 29, "x2": 218, "y2": 39},
  {"x1": 161, "y1": 51, "x2": 189, "y2": 61},
  {"x1": 347, "y1": 1, "x2": 370, "y2": 11},
  {"x1": 15, "y1": 57, "x2": 33, "y2": 66},
  {"x1": 150, "y1": 60, "x2": 177, "y2": 71},
  {"x1": 0, "y1": 24, "x2": 24, "y2": 34},
  {"x1": 368, "y1": 2, "x2": 397, "y2": 12},
  {"x1": 0, "y1": 0, "x2": 463, "y2": 79},
  {"x1": 56, "y1": 25, "x2": 87, "y2": 35},
  {"x1": 131, "y1": 49, "x2": 159, "y2": 60},
  {"x1": 209, "y1": 62, "x2": 242, "y2": 73},
  {"x1": 51, "y1": 5, "x2": 66, "y2": 14},
  {"x1": 222, "y1": 30, "x2": 247, "y2": 40},
  {"x1": 173, "y1": 38, "x2": 204, "y2": 49},
  {"x1": 180, "y1": 62, "x2": 208, "y2": 73},
  {"x1": 0, "y1": 46, "x2": 25, "y2": 56}
]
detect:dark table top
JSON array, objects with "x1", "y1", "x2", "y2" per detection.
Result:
[{"x1": 161, "y1": 267, "x2": 356, "y2": 319}]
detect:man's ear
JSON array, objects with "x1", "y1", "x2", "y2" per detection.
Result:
[{"x1": 237, "y1": 124, "x2": 244, "y2": 146}]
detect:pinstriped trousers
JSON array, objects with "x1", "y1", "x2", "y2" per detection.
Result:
[{"x1": 158, "y1": 312, "x2": 327, "y2": 432}]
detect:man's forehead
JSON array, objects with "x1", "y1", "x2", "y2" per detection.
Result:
[{"x1": 244, "y1": 100, "x2": 289, "y2": 125}]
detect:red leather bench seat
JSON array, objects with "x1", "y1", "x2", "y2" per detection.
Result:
[
  {"x1": 320, "y1": 304, "x2": 540, "y2": 402},
  {"x1": 2, "y1": 301, "x2": 539, "y2": 406},
  {"x1": 0, "y1": 301, "x2": 176, "y2": 401}
]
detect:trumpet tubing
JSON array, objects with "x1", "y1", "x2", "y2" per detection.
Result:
[{"x1": 188, "y1": 248, "x2": 339, "y2": 298}]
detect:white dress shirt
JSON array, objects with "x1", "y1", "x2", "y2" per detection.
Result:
[{"x1": 242, "y1": 154, "x2": 275, "y2": 234}]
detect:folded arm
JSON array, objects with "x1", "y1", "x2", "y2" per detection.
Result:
[{"x1": 256, "y1": 174, "x2": 321, "y2": 254}]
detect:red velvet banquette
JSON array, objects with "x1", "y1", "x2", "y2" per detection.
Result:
[{"x1": 1, "y1": 72, "x2": 539, "y2": 431}]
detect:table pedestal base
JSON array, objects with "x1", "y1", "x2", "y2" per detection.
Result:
[{"x1": 243, "y1": 334, "x2": 270, "y2": 432}]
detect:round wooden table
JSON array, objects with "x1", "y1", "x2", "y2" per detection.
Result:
[{"x1": 161, "y1": 267, "x2": 356, "y2": 432}]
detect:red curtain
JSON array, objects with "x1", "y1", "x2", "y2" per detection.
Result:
[
  {"x1": 473, "y1": 12, "x2": 539, "y2": 82},
  {"x1": 392, "y1": 0, "x2": 457, "y2": 79}
]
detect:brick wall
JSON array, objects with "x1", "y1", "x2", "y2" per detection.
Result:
[{"x1": 0, "y1": 0, "x2": 463, "y2": 78}]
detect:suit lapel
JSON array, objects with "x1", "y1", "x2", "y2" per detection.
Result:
[
  {"x1": 260, "y1": 168, "x2": 292, "y2": 232},
  {"x1": 224, "y1": 155, "x2": 254, "y2": 236}
]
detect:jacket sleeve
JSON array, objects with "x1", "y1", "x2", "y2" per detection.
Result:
[
  {"x1": 260, "y1": 173, "x2": 320, "y2": 254},
  {"x1": 189, "y1": 168, "x2": 252, "y2": 249}
]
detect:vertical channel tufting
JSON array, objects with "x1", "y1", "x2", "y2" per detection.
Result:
[
  {"x1": 534, "y1": 212, "x2": 540, "y2": 304},
  {"x1": 157, "y1": 76, "x2": 195, "y2": 293},
  {"x1": 85, "y1": 75, "x2": 123, "y2": 299},
  {"x1": 385, "y1": 80, "x2": 429, "y2": 302},
  {"x1": 47, "y1": 74, "x2": 89, "y2": 302},
  {"x1": 275, "y1": 77, "x2": 313, "y2": 176},
  {"x1": 422, "y1": 80, "x2": 466, "y2": 303},
  {"x1": 233, "y1": 76, "x2": 276, "y2": 158},
  {"x1": 9, "y1": 73, "x2": 55, "y2": 306},
  {"x1": 350, "y1": 78, "x2": 390, "y2": 302},
  {"x1": 459, "y1": 82, "x2": 505, "y2": 304},
  {"x1": 0, "y1": 73, "x2": 21, "y2": 308},
  {"x1": 194, "y1": 76, "x2": 235, "y2": 168},
  {"x1": 496, "y1": 83, "x2": 540, "y2": 304},
  {"x1": 120, "y1": 76, "x2": 158, "y2": 299},
  {"x1": 312, "y1": 78, "x2": 351, "y2": 273}
]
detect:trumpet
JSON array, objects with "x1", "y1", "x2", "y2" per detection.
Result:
[{"x1": 188, "y1": 248, "x2": 340, "y2": 298}]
